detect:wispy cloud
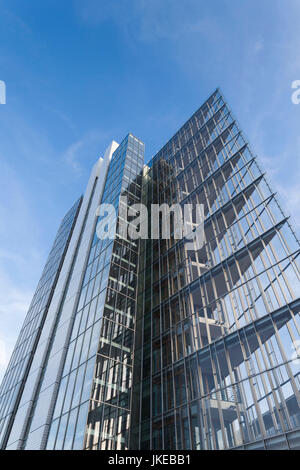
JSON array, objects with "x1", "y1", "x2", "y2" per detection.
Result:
[
  {"x1": 278, "y1": 184, "x2": 300, "y2": 229},
  {"x1": 74, "y1": 0, "x2": 218, "y2": 43},
  {"x1": 256, "y1": 134, "x2": 300, "y2": 230},
  {"x1": 254, "y1": 38, "x2": 264, "y2": 53},
  {"x1": 0, "y1": 160, "x2": 45, "y2": 382},
  {"x1": 50, "y1": 108, "x2": 76, "y2": 131},
  {"x1": 62, "y1": 129, "x2": 109, "y2": 176},
  {"x1": 63, "y1": 139, "x2": 85, "y2": 174},
  {"x1": 0, "y1": 268, "x2": 32, "y2": 380}
]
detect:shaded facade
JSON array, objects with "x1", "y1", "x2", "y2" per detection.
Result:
[
  {"x1": 0, "y1": 90, "x2": 299, "y2": 450},
  {"x1": 0, "y1": 197, "x2": 82, "y2": 449}
]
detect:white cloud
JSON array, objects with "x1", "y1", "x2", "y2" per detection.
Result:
[
  {"x1": 278, "y1": 184, "x2": 300, "y2": 228},
  {"x1": 0, "y1": 268, "x2": 32, "y2": 381},
  {"x1": 0, "y1": 340, "x2": 8, "y2": 368},
  {"x1": 254, "y1": 38, "x2": 264, "y2": 53},
  {"x1": 0, "y1": 161, "x2": 45, "y2": 383},
  {"x1": 63, "y1": 139, "x2": 85, "y2": 174},
  {"x1": 74, "y1": 0, "x2": 218, "y2": 43},
  {"x1": 257, "y1": 135, "x2": 300, "y2": 231},
  {"x1": 62, "y1": 129, "x2": 109, "y2": 175}
]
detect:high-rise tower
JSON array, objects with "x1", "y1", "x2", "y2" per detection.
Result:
[
  {"x1": 0, "y1": 90, "x2": 299, "y2": 450},
  {"x1": 131, "y1": 89, "x2": 300, "y2": 450}
]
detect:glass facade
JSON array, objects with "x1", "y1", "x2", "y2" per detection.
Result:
[
  {"x1": 0, "y1": 198, "x2": 82, "y2": 449},
  {"x1": 45, "y1": 134, "x2": 144, "y2": 450},
  {"x1": 0, "y1": 89, "x2": 299, "y2": 450},
  {"x1": 131, "y1": 89, "x2": 300, "y2": 450}
]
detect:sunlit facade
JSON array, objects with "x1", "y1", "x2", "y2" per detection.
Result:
[
  {"x1": 0, "y1": 90, "x2": 299, "y2": 450},
  {"x1": 0, "y1": 134, "x2": 144, "y2": 450},
  {"x1": 131, "y1": 89, "x2": 300, "y2": 450}
]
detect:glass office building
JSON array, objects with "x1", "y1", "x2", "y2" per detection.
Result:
[{"x1": 0, "y1": 90, "x2": 300, "y2": 450}]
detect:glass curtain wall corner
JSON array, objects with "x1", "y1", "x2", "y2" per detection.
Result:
[{"x1": 131, "y1": 89, "x2": 300, "y2": 450}]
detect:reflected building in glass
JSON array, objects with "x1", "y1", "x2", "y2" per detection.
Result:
[{"x1": 0, "y1": 90, "x2": 300, "y2": 450}]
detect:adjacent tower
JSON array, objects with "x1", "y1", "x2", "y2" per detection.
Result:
[{"x1": 0, "y1": 134, "x2": 144, "y2": 450}]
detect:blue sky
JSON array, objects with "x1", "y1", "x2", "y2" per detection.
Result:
[{"x1": 0, "y1": 0, "x2": 300, "y2": 380}]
